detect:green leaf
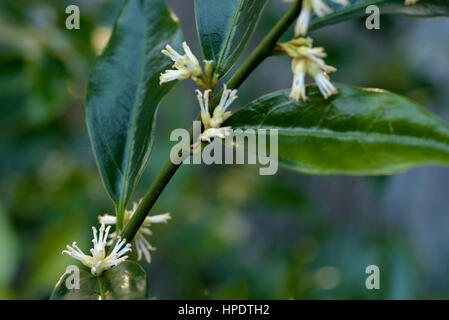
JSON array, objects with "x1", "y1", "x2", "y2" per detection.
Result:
[
  {"x1": 86, "y1": 0, "x2": 183, "y2": 214},
  {"x1": 309, "y1": 0, "x2": 449, "y2": 31},
  {"x1": 195, "y1": 0, "x2": 269, "y2": 77},
  {"x1": 51, "y1": 261, "x2": 147, "y2": 300},
  {"x1": 225, "y1": 84, "x2": 449, "y2": 175}
]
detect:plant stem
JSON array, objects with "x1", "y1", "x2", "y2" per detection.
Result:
[
  {"x1": 121, "y1": 1, "x2": 302, "y2": 243},
  {"x1": 115, "y1": 205, "x2": 124, "y2": 231},
  {"x1": 226, "y1": 1, "x2": 301, "y2": 90},
  {"x1": 97, "y1": 277, "x2": 106, "y2": 300},
  {"x1": 121, "y1": 159, "x2": 183, "y2": 242}
]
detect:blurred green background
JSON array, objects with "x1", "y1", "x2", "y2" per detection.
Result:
[{"x1": 1, "y1": 0, "x2": 449, "y2": 299}]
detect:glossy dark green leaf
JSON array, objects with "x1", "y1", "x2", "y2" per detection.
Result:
[
  {"x1": 195, "y1": 0, "x2": 269, "y2": 77},
  {"x1": 225, "y1": 84, "x2": 449, "y2": 175},
  {"x1": 310, "y1": 0, "x2": 449, "y2": 31},
  {"x1": 51, "y1": 261, "x2": 147, "y2": 300},
  {"x1": 86, "y1": 0, "x2": 183, "y2": 210}
]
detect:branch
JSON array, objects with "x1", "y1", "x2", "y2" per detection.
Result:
[{"x1": 120, "y1": 0, "x2": 302, "y2": 243}]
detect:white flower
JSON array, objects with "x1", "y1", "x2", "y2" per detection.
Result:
[
  {"x1": 280, "y1": 37, "x2": 337, "y2": 101},
  {"x1": 160, "y1": 68, "x2": 191, "y2": 84},
  {"x1": 290, "y1": 59, "x2": 307, "y2": 101},
  {"x1": 310, "y1": 66, "x2": 338, "y2": 99},
  {"x1": 292, "y1": 0, "x2": 348, "y2": 36},
  {"x1": 62, "y1": 224, "x2": 131, "y2": 276},
  {"x1": 160, "y1": 42, "x2": 202, "y2": 85},
  {"x1": 405, "y1": 0, "x2": 419, "y2": 5},
  {"x1": 99, "y1": 202, "x2": 171, "y2": 264},
  {"x1": 196, "y1": 89, "x2": 213, "y2": 128},
  {"x1": 196, "y1": 85, "x2": 237, "y2": 130},
  {"x1": 298, "y1": 46, "x2": 336, "y2": 74},
  {"x1": 211, "y1": 85, "x2": 238, "y2": 128},
  {"x1": 295, "y1": 3, "x2": 312, "y2": 37},
  {"x1": 201, "y1": 127, "x2": 232, "y2": 143},
  {"x1": 194, "y1": 85, "x2": 238, "y2": 144}
]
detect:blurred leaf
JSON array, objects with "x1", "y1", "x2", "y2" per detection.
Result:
[
  {"x1": 0, "y1": 206, "x2": 18, "y2": 292},
  {"x1": 86, "y1": 0, "x2": 183, "y2": 215},
  {"x1": 310, "y1": 0, "x2": 449, "y2": 31},
  {"x1": 25, "y1": 213, "x2": 88, "y2": 296},
  {"x1": 51, "y1": 261, "x2": 147, "y2": 300},
  {"x1": 195, "y1": 0, "x2": 269, "y2": 77},
  {"x1": 226, "y1": 84, "x2": 449, "y2": 175}
]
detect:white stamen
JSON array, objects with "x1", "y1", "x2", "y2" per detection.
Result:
[
  {"x1": 62, "y1": 224, "x2": 131, "y2": 276},
  {"x1": 314, "y1": 72, "x2": 338, "y2": 99},
  {"x1": 219, "y1": 85, "x2": 238, "y2": 112},
  {"x1": 196, "y1": 89, "x2": 212, "y2": 127},
  {"x1": 98, "y1": 205, "x2": 170, "y2": 264},
  {"x1": 162, "y1": 44, "x2": 183, "y2": 62}
]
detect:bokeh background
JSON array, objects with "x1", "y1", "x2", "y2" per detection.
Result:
[{"x1": 1, "y1": 0, "x2": 449, "y2": 299}]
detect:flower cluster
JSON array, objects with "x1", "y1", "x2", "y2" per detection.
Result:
[
  {"x1": 62, "y1": 224, "x2": 131, "y2": 276},
  {"x1": 195, "y1": 85, "x2": 238, "y2": 143},
  {"x1": 285, "y1": 0, "x2": 348, "y2": 36},
  {"x1": 278, "y1": 37, "x2": 337, "y2": 101},
  {"x1": 160, "y1": 42, "x2": 218, "y2": 89},
  {"x1": 159, "y1": 39, "x2": 239, "y2": 152},
  {"x1": 99, "y1": 201, "x2": 171, "y2": 263}
]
